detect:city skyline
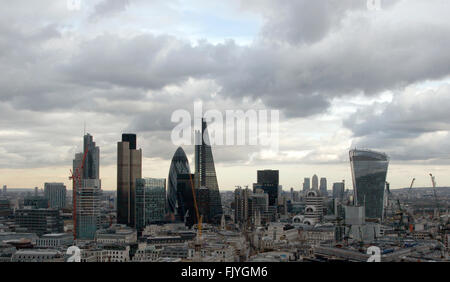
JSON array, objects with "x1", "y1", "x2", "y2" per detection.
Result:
[{"x1": 1, "y1": 1, "x2": 450, "y2": 191}]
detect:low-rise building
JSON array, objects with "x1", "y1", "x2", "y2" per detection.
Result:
[
  {"x1": 11, "y1": 249, "x2": 64, "y2": 262},
  {"x1": 36, "y1": 233, "x2": 73, "y2": 248},
  {"x1": 96, "y1": 224, "x2": 137, "y2": 245}
]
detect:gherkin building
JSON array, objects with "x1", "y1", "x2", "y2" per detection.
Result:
[{"x1": 167, "y1": 147, "x2": 191, "y2": 221}]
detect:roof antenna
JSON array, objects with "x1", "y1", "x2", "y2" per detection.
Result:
[{"x1": 84, "y1": 121, "x2": 86, "y2": 135}]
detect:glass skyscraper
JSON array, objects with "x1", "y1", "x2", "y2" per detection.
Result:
[
  {"x1": 73, "y1": 133, "x2": 101, "y2": 240},
  {"x1": 194, "y1": 118, "x2": 223, "y2": 222},
  {"x1": 349, "y1": 149, "x2": 389, "y2": 220},
  {"x1": 135, "y1": 178, "x2": 166, "y2": 231},
  {"x1": 167, "y1": 147, "x2": 191, "y2": 221},
  {"x1": 254, "y1": 170, "x2": 279, "y2": 207}
]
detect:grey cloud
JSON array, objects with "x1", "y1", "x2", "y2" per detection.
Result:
[
  {"x1": 345, "y1": 84, "x2": 450, "y2": 162},
  {"x1": 1, "y1": 0, "x2": 450, "y2": 171},
  {"x1": 91, "y1": 0, "x2": 131, "y2": 19}
]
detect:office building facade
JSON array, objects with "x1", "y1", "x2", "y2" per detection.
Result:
[
  {"x1": 44, "y1": 183, "x2": 66, "y2": 209},
  {"x1": 73, "y1": 133, "x2": 102, "y2": 240},
  {"x1": 349, "y1": 149, "x2": 389, "y2": 220},
  {"x1": 117, "y1": 133, "x2": 142, "y2": 227},
  {"x1": 254, "y1": 170, "x2": 279, "y2": 207},
  {"x1": 135, "y1": 178, "x2": 166, "y2": 231},
  {"x1": 194, "y1": 119, "x2": 222, "y2": 222},
  {"x1": 15, "y1": 209, "x2": 63, "y2": 236}
]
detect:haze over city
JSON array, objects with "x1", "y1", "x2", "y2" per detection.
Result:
[{"x1": 1, "y1": 0, "x2": 450, "y2": 190}]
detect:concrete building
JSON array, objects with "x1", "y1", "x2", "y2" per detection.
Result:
[
  {"x1": 14, "y1": 208, "x2": 63, "y2": 236},
  {"x1": 36, "y1": 233, "x2": 73, "y2": 248},
  {"x1": 11, "y1": 249, "x2": 64, "y2": 262},
  {"x1": 44, "y1": 183, "x2": 66, "y2": 209},
  {"x1": 96, "y1": 224, "x2": 137, "y2": 245},
  {"x1": 303, "y1": 190, "x2": 324, "y2": 225}
]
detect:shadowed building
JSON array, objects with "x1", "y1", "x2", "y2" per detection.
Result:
[
  {"x1": 135, "y1": 178, "x2": 166, "y2": 231},
  {"x1": 194, "y1": 119, "x2": 222, "y2": 223},
  {"x1": 253, "y1": 170, "x2": 279, "y2": 207},
  {"x1": 349, "y1": 149, "x2": 389, "y2": 220},
  {"x1": 117, "y1": 133, "x2": 142, "y2": 227}
]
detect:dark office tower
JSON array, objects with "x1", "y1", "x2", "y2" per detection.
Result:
[
  {"x1": 73, "y1": 133, "x2": 101, "y2": 240},
  {"x1": 196, "y1": 187, "x2": 210, "y2": 223},
  {"x1": 83, "y1": 134, "x2": 100, "y2": 180},
  {"x1": 122, "y1": 133, "x2": 136, "y2": 150},
  {"x1": 15, "y1": 209, "x2": 63, "y2": 236},
  {"x1": 349, "y1": 149, "x2": 389, "y2": 220},
  {"x1": 176, "y1": 174, "x2": 196, "y2": 227},
  {"x1": 167, "y1": 147, "x2": 191, "y2": 221},
  {"x1": 117, "y1": 134, "x2": 142, "y2": 227},
  {"x1": 319, "y1": 177, "x2": 328, "y2": 197},
  {"x1": 194, "y1": 118, "x2": 222, "y2": 222},
  {"x1": 254, "y1": 170, "x2": 279, "y2": 206},
  {"x1": 135, "y1": 178, "x2": 166, "y2": 231}
]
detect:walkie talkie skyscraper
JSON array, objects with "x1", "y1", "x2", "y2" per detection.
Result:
[{"x1": 349, "y1": 149, "x2": 389, "y2": 220}]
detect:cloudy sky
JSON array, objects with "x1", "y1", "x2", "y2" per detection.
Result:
[{"x1": 1, "y1": 0, "x2": 450, "y2": 191}]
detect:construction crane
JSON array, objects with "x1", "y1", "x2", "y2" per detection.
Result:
[
  {"x1": 429, "y1": 173, "x2": 441, "y2": 221},
  {"x1": 407, "y1": 178, "x2": 415, "y2": 202},
  {"x1": 188, "y1": 174, "x2": 202, "y2": 240},
  {"x1": 69, "y1": 147, "x2": 88, "y2": 241}
]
